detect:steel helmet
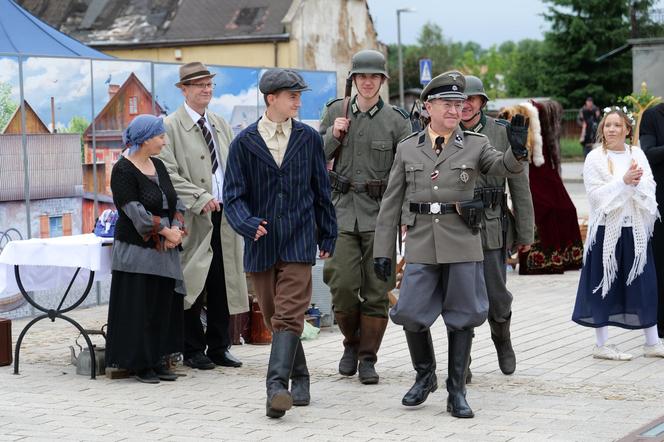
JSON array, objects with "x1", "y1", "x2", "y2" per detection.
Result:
[
  {"x1": 349, "y1": 50, "x2": 389, "y2": 78},
  {"x1": 463, "y1": 75, "x2": 489, "y2": 101}
]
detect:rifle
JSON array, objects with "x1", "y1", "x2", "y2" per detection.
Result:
[{"x1": 332, "y1": 74, "x2": 353, "y2": 168}]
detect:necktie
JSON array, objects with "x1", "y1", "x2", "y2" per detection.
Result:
[
  {"x1": 197, "y1": 117, "x2": 218, "y2": 174},
  {"x1": 435, "y1": 136, "x2": 445, "y2": 156}
]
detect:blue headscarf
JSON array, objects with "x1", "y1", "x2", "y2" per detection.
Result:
[{"x1": 123, "y1": 114, "x2": 166, "y2": 155}]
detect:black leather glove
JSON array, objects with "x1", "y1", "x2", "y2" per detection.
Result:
[
  {"x1": 373, "y1": 257, "x2": 392, "y2": 282},
  {"x1": 506, "y1": 114, "x2": 529, "y2": 161}
]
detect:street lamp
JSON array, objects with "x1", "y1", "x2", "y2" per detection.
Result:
[{"x1": 397, "y1": 7, "x2": 415, "y2": 109}]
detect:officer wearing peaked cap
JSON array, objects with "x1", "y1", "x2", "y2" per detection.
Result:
[
  {"x1": 460, "y1": 75, "x2": 534, "y2": 381},
  {"x1": 319, "y1": 49, "x2": 412, "y2": 386},
  {"x1": 372, "y1": 70, "x2": 530, "y2": 418}
]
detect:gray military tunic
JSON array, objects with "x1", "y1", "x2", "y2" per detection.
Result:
[
  {"x1": 462, "y1": 114, "x2": 534, "y2": 322},
  {"x1": 374, "y1": 125, "x2": 525, "y2": 331}
]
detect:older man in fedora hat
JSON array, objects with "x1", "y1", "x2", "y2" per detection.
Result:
[{"x1": 159, "y1": 61, "x2": 249, "y2": 370}]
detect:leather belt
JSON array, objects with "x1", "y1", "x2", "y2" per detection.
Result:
[
  {"x1": 351, "y1": 182, "x2": 367, "y2": 193},
  {"x1": 409, "y1": 202, "x2": 457, "y2": 215}
]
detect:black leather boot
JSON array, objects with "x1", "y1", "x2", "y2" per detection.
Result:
[
  {"x1": 335, "y1": 311, "x2": 360, "y2": 376},
  {"x1": 402, "y1": 329, "x2": 437, "y2": 406},
  {"x1": 290, "y1": 340, "x2": 310, "y2": 406},
  {"x1": 466, "y1": 331, "x2": 474, "y2": 385},
  {"x1": 489, "y1": 313, "x2": 516, "y2": 375},
  {"x1": 266, "y1": 331, "x2": 298, "y2": 418},
  {"x1": 466, "y1": 355, "x2": 472, "y2": 385},
  {"x1": 446, "y1": 329, "x2": 474, "y2": 418},
  {"x1": 357, "y1": 315, "x2": 388, "y2": 385}
]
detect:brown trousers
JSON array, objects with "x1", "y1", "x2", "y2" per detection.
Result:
[{"x1": 249, "y1": 261, "x2": 312, "y2": 335}]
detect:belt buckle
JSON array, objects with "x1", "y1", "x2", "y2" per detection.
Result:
[{"x1": 430, "y1": 202, "x2": 441, "y2": 214}]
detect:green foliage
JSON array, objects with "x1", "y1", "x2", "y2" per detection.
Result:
[
  {"x1": 541, "y1": 0, "x2": 658, "y2": 108},
  {"x1": 63, "y1": 116, "x2": 90, "y2": 134},
  {"x1": 0, "y1": 81, "x2": 18, "y2": 130},
  {"x1": 560, "y1": 137, "x2": 584, "y2": 159},
  {"x1": 386, "y1": 3, "x2": 663, "y2": 106}
]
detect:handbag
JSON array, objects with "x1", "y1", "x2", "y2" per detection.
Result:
[{"x1": 93, "y1": 209, "x2": 118, "y2": 238}]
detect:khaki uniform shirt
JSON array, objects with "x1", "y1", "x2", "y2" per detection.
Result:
[
  {"x1": 465, "y1": 115, "x2": 535, "y2": 250},
  {"x1": 257, "y1": 113, "x2": 292, "y2": 167},
  {"x1": 320, "y1": 96, "x2": 412, "y2": 232},
  {"x1": 374, "y1": 125, "x2": 525, "y2": 264}
]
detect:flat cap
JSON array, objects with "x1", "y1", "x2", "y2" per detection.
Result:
[
  {"x1": 259, "y1": 68, "x2": 310, "y2": 95},
  {"x1": 420, "y1": 70, "x2": 466, "y2": 102}
]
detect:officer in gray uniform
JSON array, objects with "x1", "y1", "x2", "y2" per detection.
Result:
[
  {"x1": 460, "y1": 76, "x2": 534, "y2": 379},
  {"x1": 320, "y1": 49, "x2": 412, "y2": 385},
  {"x1": 373, "y1": 71, "x2": 529, "y2": 418}
]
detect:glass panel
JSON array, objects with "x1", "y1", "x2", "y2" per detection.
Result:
[
  {"x1": 49, "y1": 215, "x2": 63, "y2": 237},
  {"x1": 297, "y1": 70, "x2": 337, "y2": 130}
]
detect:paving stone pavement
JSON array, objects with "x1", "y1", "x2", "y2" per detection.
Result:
[{"x1": 2, "y1": 267, "x2": 663, "y2": 441}]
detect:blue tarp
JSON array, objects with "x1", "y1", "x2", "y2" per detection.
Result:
[{"x1": 0, "y1": 0, "x2": 112, "y2": 58}]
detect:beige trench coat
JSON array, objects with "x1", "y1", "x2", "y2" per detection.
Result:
[{"x1": 159, "y1": 105, "x2": 248, "y2": 314}]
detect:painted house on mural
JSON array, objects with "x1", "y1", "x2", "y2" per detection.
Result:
[
  {"x1": 81, "y1": 72, "x2": 164, "y2": 233},
  {"x1": 0, "y1": 101, "x2": 82, "y2": 239},
  {"x1": 18, "y1": 0, "x2": 385, "y2": 98}
]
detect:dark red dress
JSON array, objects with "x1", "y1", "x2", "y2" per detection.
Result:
[{"x1": 519, "y1": 100, "x2": 583, "y2": 274}]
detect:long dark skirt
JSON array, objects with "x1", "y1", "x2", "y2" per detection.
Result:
[
  {"x1": 572, "y1": 226, "x2": 658, "y2": 330},
  {"x1": 105, "y1": 270, "x2": 184, "y2": 371}
]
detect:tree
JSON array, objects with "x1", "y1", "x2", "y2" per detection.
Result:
[
  {"x1": 63, "y1": 116, "x2": 90, "y2": 134},
  {"x1": 0, "y1": 82, "x2": 18, "y2": 130},
  {"x1": 503, "y1": 39, "x2": 550, "y2": 98},
  {"x1": 541, "y1": 0, "x2": 657, "y2": 108},
  {"x1": 386, "y1": 22, "x2": 482, "y2": 96}
]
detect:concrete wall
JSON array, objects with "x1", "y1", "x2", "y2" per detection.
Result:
[
  {"x1": 286, "y1": 0, "x2": 386, "y2": 98},
  {"x1": 104, "y1": 41, "x2": 294, "y2": 68},
  {"x1": 0, "y1": 197, "x2": 82, "y2": 240},
  {"x1": 631, "y1": 38, "x2": 664, "y2": 98}
]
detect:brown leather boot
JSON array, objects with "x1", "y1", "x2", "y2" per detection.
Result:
[
  {"x1": 357, "y1": 315, "x2": 388, "y2": 385},
  {"x1": 335, "y1": 311, "x2": 360, "y2": 376}
]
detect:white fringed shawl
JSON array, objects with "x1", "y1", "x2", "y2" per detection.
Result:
[{"x1": 583, "y1": 144, "x2": 659, "y2": 298}]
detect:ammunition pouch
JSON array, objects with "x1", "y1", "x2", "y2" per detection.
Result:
[
  {"x1": 366, "y1": 179, "x2": 387, "y2": 199},
  {"x1": 473, "y1": 186, "x2": 505, "y2": 209},
  {"x1": 456, "y1": 199, "x2": 484, "y2": 235},
  {"x1": 329, "y1": 170, "x2": 351, "y2": 194}
]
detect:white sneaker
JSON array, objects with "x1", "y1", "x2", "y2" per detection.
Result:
[
  {"x1": 592, "y1": 344, "x2": 633, "y2": 360},
  {"x1": 643, "y1": 340, "x2": 664, "y2": 358}
]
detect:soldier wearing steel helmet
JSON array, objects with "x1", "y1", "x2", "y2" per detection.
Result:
[
  {"x1": 319, "y1": 49, "x2": 412, "y2": 385},
  {"x1": 460, "y1": 75, "x2": 534, "y2": 381},
  {"x1": 372, "y1": 71, "x2": 529, "y2": 418}
]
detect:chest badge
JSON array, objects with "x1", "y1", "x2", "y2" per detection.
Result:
[
  {"x1": 430, "y1": 170, "x2": 439, "y2": 180},
  {"x1": 459, "y1": 165, "x2": 469, "y2": 184}
]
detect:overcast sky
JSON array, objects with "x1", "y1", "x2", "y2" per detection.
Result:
[{"x1": 366, "y1": 0, "x2": 664, "y2": 48}]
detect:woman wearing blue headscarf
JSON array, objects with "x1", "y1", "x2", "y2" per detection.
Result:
[{"x1": 106, "y1": 114, "x2": 187, "y2": 383}]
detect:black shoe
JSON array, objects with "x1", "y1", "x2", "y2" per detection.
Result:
[
  {"x1": 208, "y1": 350, "x2": 243, "y2": 368},
  {"x1": 291, "y1": 341, "x2": 310, "y2": 406},
  {"x1": 183, "y1": 352, "x2": 216, "y2": 370},
  {"x1": 134, "y1": 368, "x2": 160, "y2": 384},
  {"x1": 358, "y1": 360, "x2": 379, "y2": 385},
  {"x1": 155, "y1": 358, "x2": 178, "y2": 381}
]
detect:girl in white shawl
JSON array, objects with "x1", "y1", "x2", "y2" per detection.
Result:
[{"x1": 572, "y1": 108, "x2": 664, "y2": 360}]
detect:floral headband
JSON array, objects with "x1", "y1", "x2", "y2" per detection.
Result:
[{"x1": 603, "y1": 106, "x2": 636, "y2": 126}]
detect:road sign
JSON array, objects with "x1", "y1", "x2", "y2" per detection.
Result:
[{"x1": 419, "y1": 59, "x2": 432, "y2": 86}]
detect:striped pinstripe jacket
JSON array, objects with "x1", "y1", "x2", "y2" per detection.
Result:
[{"x1": 223, "y1": 119, "x2": 337, "y2": 272}]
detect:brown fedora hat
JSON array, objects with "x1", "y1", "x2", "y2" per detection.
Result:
[{"x1": 175, "y1": 61, "x2": 216, "y2": 87}]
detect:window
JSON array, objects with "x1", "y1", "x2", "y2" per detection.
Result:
[
  {"x1": 49, "y1": 216, "x2": 63, "y2": 237},
  {"x1": 235, "y1": 7, "x2": 264, "y2": 25},
  {"x1": 129, "y1": 96, "x2": 138, "y2": 115}
]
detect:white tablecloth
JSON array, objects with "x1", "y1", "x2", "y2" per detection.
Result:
[{"x1": 0, "y1": 234, "x2": 113, "y2": 299}]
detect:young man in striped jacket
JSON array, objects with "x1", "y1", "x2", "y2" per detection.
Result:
[{"x1": 223, "y1": 68, "x2": 337, "y2": 419}]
